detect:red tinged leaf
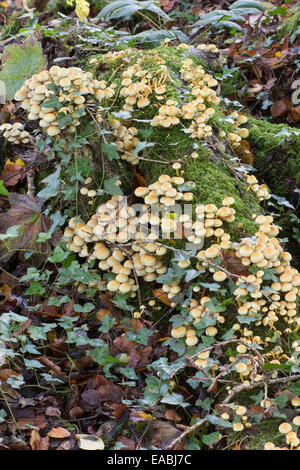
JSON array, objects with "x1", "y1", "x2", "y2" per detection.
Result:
[
  {"x1": 0, "y1": 193, "x2": 61, "y2": 265},
  {"x1": 0, "y1": 368, "x2": 18, "y2": 381},
  {"x1": 165, "y1": 409, "x2": 182, "y2": 423},
  {"x1": 160, "y1": 0, "x2": 178, "y2": 13},
  {"x1": 111, "y1": 404, "x2": 128, "y2": 420}
]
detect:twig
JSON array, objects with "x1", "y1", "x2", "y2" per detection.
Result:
[{"x1": 165, "y1": 417, "x2": 207, "y2": 450}]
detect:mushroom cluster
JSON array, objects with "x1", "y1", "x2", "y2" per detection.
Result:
[
  {"x1": 135, "y1": 173, "x2": 194, "y2": 208},
  {"x1": 14, "y1": 66, "x2": 115, "y2": 137},
  {"x1": 150, "y1": 100, "x2": 182, "y2": 128},
  {"x1": 171, "y1": 294, "x2": 226, "y2": 347},
  {"x1": 64, "y1": 194, "x2": 169, "y2": 296},
  {"x1": 264, "y1": 419, "x2": 300, "y2": 449},
  {"x1": 162, "y1": 195, "x2": 300, "y2": 380},
  {"x1": 0, "y1": 122, "x2": 30, "y2": 144},
  {"x1": 246, "y1": 175, "x2": 271, "y2": 201},
  {"x1": 110, "y1": 119, "x2": 140, "y2": 165},
  {"x1": 120, "y1": 66, "x2": 152, "y2": 112}
]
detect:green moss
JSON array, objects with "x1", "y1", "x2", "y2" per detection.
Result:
[
  {"x1": 225, "y1": 419, "x2": 285, "y2": 450},
  {"x1": 248, "y1": 117, "x2": 300, "y2": 197}
]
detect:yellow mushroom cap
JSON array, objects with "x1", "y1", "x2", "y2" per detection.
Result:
[
  {"x1": 232, "y1": 423, "x2": 244, "y2": 432},
  {"x1": 235, "y1": 363, "x2": 248, "y2": 374},
  {"x1": 235, "y1": 406, "x2": 246, "y2": 416},
  {"x1": 264, "y1": 442, "x2": 275, "y2": 450},
  {"x1": 278, "y1": 422, "x2": 292, "y2": 434},
  {"x1": 213, "y1": 270, "x2": 227, "y2": 282},
  {"x1": 293, "y1": 416, "x2": 300, "y2": 426},
  {"x1": 206, "y1": 326, "x2": 217, "y2": 337},
  {"x1": 222, "y1": 196, "x2": 235, "y2": 206},
  {"x1": 292, "y1": 397, "x2": 300, "y2": 407},
  {"x1": 47, "y1": 125, "x2": 60, "y2": 136},
  {"x1": 186, "y1": 336, "x2": 199, "y2": 347},
  {"x1": 135, "y1": 187, "x2": 149, "y2": 197},
  {"x1": 107, "y1": 280, "x2": 120, "y2": 292},
  {"x1": 171, "y1": 326, "x2": 186, "y2": 338}
]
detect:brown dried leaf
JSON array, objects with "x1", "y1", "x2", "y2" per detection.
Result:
[
  {"x1": 69, "y1": 406, "x2": 84, "y2": 419},
  {"x1": 45, "y1": 406, "x2": 61, "y2": 417},
  {"x1": 0, "y1": 368, "x2": 18, "y2": 381},
  {"x1": 30, "y1": 429, "x2": 41, "y2": 450},
  {"x1": 116, "y1": 436, "x2": 135, "y2": 450},
  {"x1": 47, "y1": 427, "x2": 71, "y2": 439},
  {"x1": 160, "y1": 0, "x2": 178, "y2": 12},
  {"x1": 97, "y1": 384, "x2": 123, "y2": 403},
  {"x1": 271, "y1": 98, "x2": 290, "y2": 118},
  {"x1": 146, "y1": 420, "x2": 181, "y2": 449},
  {"x1": 1, "y1": 163, "x2": 25, "y2": 188},
  {"x1": 153, "y1": 288, "x2": 172, "y2": 306},
  {"x1": 165, "y1": 409, "x2": 182, "y2": 423}
]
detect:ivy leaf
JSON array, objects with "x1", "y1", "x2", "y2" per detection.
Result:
[
  {"x1": 274, "y1": 391, "x2": 290, "y2": 409},
  {"x1": 37, "y1": 165, "x2": 61, "y2": 200},
  {"x1": 103, "y1": 177, "x2": 123, "y2": 196},
  {"x1": 206, "y1": 414, "x2": 232, "y2": 428},
  {"x1": 161, "y1": 393, "x2": 189, "y2": 408},
  {"x1": 202, "y1": 432, "x2": 221, "y2": 446},
  {"x1": 199, "y1": 282, "x2": 221, "y2": 291},
  {"x1": 0, "y1": 39, "x2": 46, "y2": 100},
  {"x1": 126, "y1": 328, "x2": 153, "y2": 346},
  {"x1": 99, "y1": 315, "x2": 115, "y2": 333},
  {"x1": 101, "y1": 143, "x2": 120, "y2": 161}
]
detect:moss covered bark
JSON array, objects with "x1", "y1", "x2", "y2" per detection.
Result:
[{"x1": 248, "y1": 117, "x2": 300, "y2": 201}]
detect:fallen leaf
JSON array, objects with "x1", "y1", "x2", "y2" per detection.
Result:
[
  {"x1": 47, "y1": 427, "x2": 71, "y2": 439},
  {"x1": 111, "y1": 404, "x2": 127, "y2": 420},
  {"x1": 0, "y1": 161, "x2": 25, "y2": 188},
  {"x1": 45, "y1": 406, "x2": 61, "y2": 417},
  {"x1": 153, "y1": 288, "x2": 172, "y2": 306},
  {"x1": 81, "y1": 389, "x2": 102, "y2": 407},
  {"x1": 222, "y1": 250, "x2": 250, "y2": 277},
  {"x1": 69, "y1": 406, "x2": 84, "y2": 419},
  {"x1": 271, "y1": 98, "x2": 290, "y2": 118},
  {"x1": 30, "y1": 429, "x2": 40, "y2": 450},
  {"x1": 146, "y1": 420, "x2": 181, "y2": 449},
  {"x1": 76, "y1": 434, "x2": 105, "y2": 450},
  {"x1": 0, "y1": 193, "x2": 61, "y2": 265},
  {"x1": 97, "y1": 384, "x2": 123, "y2": 403},
  {"x1": 0, "y1": 368, "x2": 18, "y2": 381},
  {"x1": 160, "y1": 0, "x2": 178, "y2": 12},
  {"x1": 116, "y1": 436, "x2": 135, "y2": 450},
  {"x1": 56, "y1": 439, "x2": 74, "y2": 450},
  {"x1": 165, "y1": 409, "x2": 182, "y2": 423}
]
